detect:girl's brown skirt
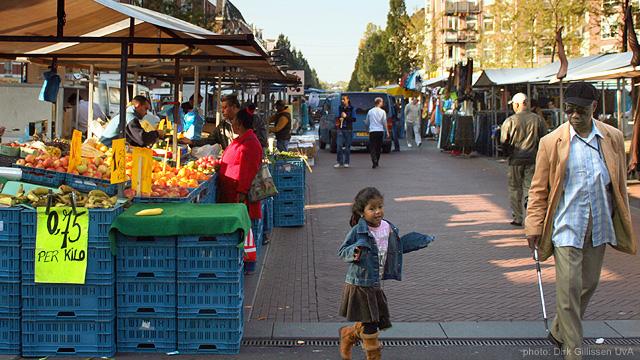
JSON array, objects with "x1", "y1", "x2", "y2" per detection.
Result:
[{"x1": 338, "y1": 283, "x2": 391, "y2": 330}]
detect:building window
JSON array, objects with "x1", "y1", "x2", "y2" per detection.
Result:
[
  {"x1": 501, "y1": 18, "x2": 511, "y2": 32},
  {"x1": 448, "y1": 46, "x2": 454, "y2": 59},
  {"x1": 601, "y1": 14, "x2": 619, "y2": 39},
  {"x1": 447, "y1": 16, "x2": 459, "y2": 31},
  {"x1": 484, "y1": 46, "x2": 495, "y2": 61},
  {"x1": 483, "y1": 17, "x2": 494, "y2": 33}
]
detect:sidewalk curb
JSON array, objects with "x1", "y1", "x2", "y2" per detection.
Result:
[{"x1": 244, "y1": 320, "x2": 640, "y2": 340}]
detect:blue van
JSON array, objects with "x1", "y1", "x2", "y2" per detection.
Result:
[{"x1": 318, "y1": 92, "x2": 395, "y2": 153}]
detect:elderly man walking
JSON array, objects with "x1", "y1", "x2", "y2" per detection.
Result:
[
  {"x1": 404, "y1": 97, "x2": 422, "y2": 148},
  {"x1": 501, "y1": 93, "x2": 547, "y2": 226},
  {"x1": 525, "y1": 82, "x2": 636, "y2": 359}
]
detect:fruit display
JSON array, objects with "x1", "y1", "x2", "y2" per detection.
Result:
[
  {"x1": 17, "y1": 154, "x2": 112, "y2": 180},
  {"x1": 185, "y1": 156, "x2": 219, "y2": 175},
  {"x1": 0, "y1": 185, "x2": 118, "y2": 208},
  {"x1": 124, "y1": 185, "x2": 191, "y2": 199},
  {"x1": 16, "y1": 154, "x2": 69, "y2": 173},
  {"x1": 120, "y1": 153, "x2": 210, "y2": 189}
]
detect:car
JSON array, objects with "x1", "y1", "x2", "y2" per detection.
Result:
[{"x1": 318, "y1": 92, "x2": 395, "y2": 153}]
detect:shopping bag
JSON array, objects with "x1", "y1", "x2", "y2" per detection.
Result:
[
  {"x1": 244, "y1": 228, "x2": 257, "y2": 263},
  {"x1": 248, "y1": 163, "x2": 278, "y2": 202}
]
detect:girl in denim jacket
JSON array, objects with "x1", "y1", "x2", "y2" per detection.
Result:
[{"x1": 337, "y1": 187, "x2": 434, "y2": 360}]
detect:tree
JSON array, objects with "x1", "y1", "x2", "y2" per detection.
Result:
[
  {"x1": 131, "y1": 1, "x2": 211, "y2": 29},
  {"x1": 275, "y1": 35, "x2": 322, "y2": 89},
  {"x1": 386, "y1": 0, "x2": 413, "y2": 81},
  {"x1": 406, "y1": 8, "x2": 428, "y2": 71},
  {"x1": 348, "y1": 24, "x2": 391, "y2": 91}
]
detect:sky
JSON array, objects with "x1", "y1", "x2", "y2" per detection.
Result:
[{"x1": 236, "y1": 0, "x2": 425, "y2": 84}]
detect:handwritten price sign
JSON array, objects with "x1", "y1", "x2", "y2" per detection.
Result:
[
  {"x1": 110, "y1": 138, "x2": 127, "y2": 184},
  {"x1": 35, "y1": 207, "x2": 89, "y2": 284}
]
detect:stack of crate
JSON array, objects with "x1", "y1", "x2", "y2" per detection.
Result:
[
  {"x1": 0, "y1": 208, "x2": 21, "y2": 355},
  {"x1": 272, "y1": 159, "x2": 305, "y2": 227},
  {"x1": 116, "y1": 235, "x2": 177, "y2": 353},
  {"x1": 20, "y1": 207, "x2": 123, "y2": 358},
  {"x1": 177, "y1": 233, "x2": 244, "y2": 355}
]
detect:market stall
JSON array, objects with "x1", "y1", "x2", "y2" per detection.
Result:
[{"x1": 0, "y1": 0, "x2": 303, "y2": 357}]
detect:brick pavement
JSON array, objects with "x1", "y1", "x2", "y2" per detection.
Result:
[{"x1": 250, "y1": 143, "x2": 640, "y2": 322}]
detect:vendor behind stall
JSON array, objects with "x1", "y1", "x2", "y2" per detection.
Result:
[
  {"x1": 181, "y1": 101, "x2": 204, "y2": 141},
  {"x1": 101, "y1": 96, "x2": 162, "y2": 147},
  {"x1": 180, "y1": 95, "x2": 237, "y2": 149}
]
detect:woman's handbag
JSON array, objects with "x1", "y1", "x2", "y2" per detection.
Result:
[{"x1": 248, "y1": 163, "x2": 278, "y2": 202}]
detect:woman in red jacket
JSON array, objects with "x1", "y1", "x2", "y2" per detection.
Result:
[{"x1": 217, "y1": 107, "x2": 263, "y2": 221}]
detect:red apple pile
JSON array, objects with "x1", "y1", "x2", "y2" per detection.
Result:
[
  {"x1": 17, "y1": 154, "x2": 111, "y2": 180},
  {"x1": 185, "y1": 156, "x2": 219, "y2": 174}
]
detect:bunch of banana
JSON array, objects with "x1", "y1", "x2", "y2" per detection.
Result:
[
  {"x1": 45, "y1": 146, "x2": 62, "y2": 158},
  {"x1": 0, "y1": 194, "x2": 15, "y2": 207},
  {"x1": 85, "y1": 190, "x2": 118, "y2": 209}
]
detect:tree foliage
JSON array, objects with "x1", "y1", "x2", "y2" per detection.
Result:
[
  {"x1": 348, "y1": 0, "x2": 415, "y2": 90},
  {"x1": 481, "y1": 0, "x2": 602, "y2": 68},
  {"x1": 275, "y1": 35, "x2": 322, "y2": 89},
  {"x1": 131, "y1": 0, "x2": 212, "y2": 29}
]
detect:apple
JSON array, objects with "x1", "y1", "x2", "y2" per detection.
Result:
[
  {"x1": 16, "y1": 159, "x2": 25, "y2": 166},
  {"x1": 93, "y1": 157, "x2": 103, "y2": 166},
  {"x1": 76, "y1": 164, "x2": 88, "y2": 174},
  {"x1": 59, "y1": 157, "x2": 69, "y2": 167},
  {"x1": 25, "y1": 155, "x2": 35, "y2": 163}
]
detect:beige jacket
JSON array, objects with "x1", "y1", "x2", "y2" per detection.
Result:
[{"x1": 525, "y1": 121, "x2": 636, "y2": 261}]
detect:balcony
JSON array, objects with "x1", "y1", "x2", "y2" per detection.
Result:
[
  {"x1": 445, "y1": 1, "x2": 481, "y2": 15},
  {"x1": 444, "y1": 30, "x2": 479, "y2": 43}
]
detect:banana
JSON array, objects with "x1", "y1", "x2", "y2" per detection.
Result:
[
  {"x1": 88, "y1": 190, "x2": 109, "y2": 199},
  {"x1": 58, "y1": 185, "x2": 74, "y2": 194},
  {"x1": 135, "y1": 208, "x2": 163, "y2": 216},
  {"x1": 26, "y1": 192, "x2": 40, "y2": 202},
  {"x1": 16, "y1": 184, "x2": 24, "y2": 198},
  {"x1": 32, "y1": 188, "x2": 49, "y2": 196},
  {"x1": 0, "y1": 197, "x2": 14, "y2": 207},
  {"x1": 109, "y1": 196, "x2": 118, "y2": 206}
]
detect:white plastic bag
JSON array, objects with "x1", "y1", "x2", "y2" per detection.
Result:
[{"x1": 192, "y1": 144, "x2": 222, "y2": 159}]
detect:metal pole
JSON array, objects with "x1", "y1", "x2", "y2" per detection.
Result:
[
  {"x1": 618, "y1": 78, "x2": 624, "y2": 132},
  {"x1": 491, "y1": 86, "x2": 496, "y2": 157},
  {"x1": 173, "y1": 59, "x2": 180, "y2": 162},
  {"x1": 602, "y1": 81, "x2": 606, "y2": 119},
  {"x1": 559, "y1": 81, "x2": 564, "y2": 123},
  {"x1": 216, "y1": 77, "x2": 222, "y2": 126},
  {"x1": 622, "y1": 78, "x2": 628, "y2": 136},
  {"x1": 526, "y1": 83, "x2": 531, "y2": 108},
  {"x1": 194, "y1": 66, "x2": 200, "y2": 114},
  {"x1": 88, "y1": 64, "x2": 95, "y2": 139},
  {"x1": 132, "y1": 71, "x2": 138, "y2": 98},
  {"x1": 57, "y1": 0, "x2": 65, "y2": 37},
  {"x1": 119, "y1": 42, "x2": 129, "y2": 138}
]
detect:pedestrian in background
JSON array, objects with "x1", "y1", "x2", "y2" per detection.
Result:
[
  {"x1": 335, "y1": 95, "x2": 355, "y2": 168},
  {"x1": 364, "y1": 97, "x2": 388, "y2": 169},
  {"x1": 338, "y1": 187, "x2": 433, "y2": 360},
  {"x1": 268, "y1": 100, "x2": 292, "y2": 151},
  {"x1": 391, "y1": 99, "x2": 401, "y2": 152},
  {"x1": 526, "y1": 82, "x2": 636, "y2": 359},
  {"x1": 404, "y1": 97, "x2": 422, "y2": 148},
  {"x1": 500, "y1": 93, "x2": 547, "y2": 226},
  {"x1": 301, "y1": 97, "x2": 310, "y2": 131}
]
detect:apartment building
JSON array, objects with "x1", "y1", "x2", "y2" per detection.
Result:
[{"x1": 424, "y1": 0, "x2": 633, "y2": 76}]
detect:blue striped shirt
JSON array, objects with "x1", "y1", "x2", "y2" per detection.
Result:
[{"x1": 552, "y1": 124, "x2": 616, "y2": 248}]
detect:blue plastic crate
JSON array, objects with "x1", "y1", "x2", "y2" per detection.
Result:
[
  {"x1": 21, "y1": 317, "x2": 116, "y2": 357},
  {"x1": 273, "y1": 210, "x2": 305, "y2": 227},
  {"x1": 273, "y1": 173, "x2": 305, "y2": 189},
  {"x1": 177, "y1": 243, "x2": 242, "y2": 277},
  {"x1": 274, "y1": 187, "x2": 304, "y2": 201},
  {"x1": 177, "y1": 232, "x2": 241, "y2": 245},
  {"x1": 0, "y1": 282, "x2": 20, "y2": 312},
  {"x1": 0, "y1": 207, "x2": 21, "y2": 241},
  {"x1": 177, "y1": 279, "x2": 243, "y2": 315},
  {"x1": 117, "y1": 235, "x2": 176, "y2": 278},
  {"x1": 117, "y1": 315, "x2": 177, "y2": 353},
  {"x1": 273, "y1": 199, "x2": 305, "y2": 214},
  {"x1": 21, "y1": 283, "x2": 115, "y2": 318},
  {"x1": 272, "y1": 159, "x2": 305, "y2": 175},
  {"x1": 197, "y1": 175, "x2": 217, "y2": 204},
  {"x1": 0, "y1": 316, "x2": 20, "y2": 355},
  {"x1": 133, "y1": 186, "x2": 203, "y2": 203},
  {"x1": 14, "y1": 164, "x2": 66, "y2": 187},
  {"x1": 22, "y1": 245, "x2": 115, "y2": 285},
  {"x1": 117, "y1": 280, "x2": 176, "y2": 315},
  {"x1": 21, "y1": 205, "x2": 124, "y2": 246},
  {"x1": 0, "y1": 243, "x2": 20, "y2": 280},
  {"x1": 65, "y1": 173, "x2": 128, "y2": 196},
  {"x1": 177, "y1": 318, "x2": 242, "y2": 355}
]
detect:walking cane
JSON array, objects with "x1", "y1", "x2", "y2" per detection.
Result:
[{"x1": 533, "y1": 246, "x2": 549, "y2": 333}]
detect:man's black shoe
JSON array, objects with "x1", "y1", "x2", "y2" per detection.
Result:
[
  {"x1": 548, "y1": 332, "x2": 563, "y2": 350},
  {"x1": 510, "y1": 220, "x2": 523, "y2": 226}
]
